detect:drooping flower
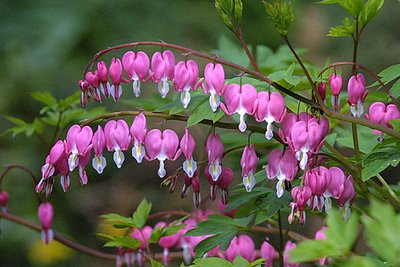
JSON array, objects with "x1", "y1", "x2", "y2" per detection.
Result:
[
  {"x1": 337, "y1": 175, "x2": 355, "y2": 221},
  {"x1": 201, "y1": 63, "x2": 226, "y2": 112},
  {"x1": 225, "y1": 235, "x2": 256, "y2": 263},
  {"x1": 260, "y1": 239, "x2": 276, "y2": 267},
  {"x1": 217, "y1": 200, "x2": 236, "y2": 217},
  {"x1": 305, "y1": 166, "x2": 332, "y2": 212},
  {"x1": 266, "y1": 148, "x2": 298, "y2": 198},
  {"x1": 38, "y1": 202, "x2": 54, "y2": 245},
  {"x1": 130, "y1": 113, "x2": 147, "y2": 164},
  {"x1": 109, "y1": 58, "x2": 124, "y2": 101},
  {"x1": 155, "y1": 221, "x2": 181, "y2": 265},
  {"x1": 104, "y1": 120, "x2": 131, "y2": 168},
  {"x1": 347, "y1": 73, "x2": 368, "y2": 117},
  {"x1": 92, "y1": 125, "x2": 107, "y2": 174},
  {"x1": 283, "y1": 241, "x2": 299, "y2": 267},
  {"x1": 192, "y1": 172, "x2": 201, "y2": 208},
  {"x1": 79, "y1": 79, "x2": 90, "y2": 106},
  {"x1": 254, "y1": 91, "x2": 286, "y2": 139},
  {"x1": 217, "y1": 167, "x2": 234, "y2": 204},
  {"x1": 122, "y1": 51, "x2": 150, "y2": 97},
  {"x1": 77, "y1": 147, "x2": 91, "y2": 185},
  {"x1": 329, "y1": 73, "x2": 342, "y2": 110},
  {"x1": 41, "y1": 140, "x2": 66, "y2": 180},
  {"x1": 66, "y1": 125, "x2": 93, "y2": 172},
  {"x1": 151, "y1": 50, "x2": 175, "y2": 98},
  {"x1": 220, "y1": 83, "x2": 258, "y2": 132},
  {"x1": 144, "y1": 129, "x2": 180, "y2": 178},
  {"x1": 240, "y1": 145, "x2": 258, "y2": 192},
  {"x1": 205, "y1": 132, "x2": 224, "y2": 182},
  {"x1": 317, "y1": 82, "x2": 326, "y2": 102},
  {"x1": 85, "y1": 71, "x2": 102, "y2": 102},
  {"x1": 0, "y1": 191, "x2": 9, "y2": 213},
  {"x1": 365, "y1": 102, "x2": 400, "y2": 141},
  {"x1": 289, "y1": 186, "x2": 312, "y2": 225},
  {"x1": 97, "y1": 61, "x2": 111, "y2": 98},
  {"x1": 173, "y1": 60, "x2": 199, "y2": 108},
  {"x1": 179, "y1": 129, "x2": 197, "y2": 177},
  {"x1": 130, "y1": 226, "x2": 152, "y2": 267}
]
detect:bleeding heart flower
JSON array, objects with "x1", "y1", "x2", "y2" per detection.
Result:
[
  {"x1": 240, "y1": 145, "x2": 258, "y2": 192},
  {"x1": 65, "y1": 125, "x2": 93, "y2": 172},
  {"x1": 315, "y1": 227, "x2": 329, "y2": 265},
  {"x1": 225, "y1": 235, "x2": 256, "y2": 263},
  {"x1": 104, "y1": 120, "x2": 131, "y2": 168},
  {"x1": 260, "y1": 239, "x2": 276, "y2": 267},
  {"x1": 173, "y1": 60, "x2": 199, "y2": 108},
  {"x1": 365, "y1": 102, "x2": 400, "y2": 141},
  {"x1": 179, "y1": 129, "x2": 197, "y2": 178},
  {"x1": 38, "y1": 202, "x2": 54, "y2": 245},
  {"x1": 92, "y1": 125, "x2": 107, "y2": 174},
  {"x1": 130, "y1": 113, "x2": 147, "y2": 164},
  {"x1": 266, "y1": 148, "x2": 298, "y2": 198},
  {"x1": 329, "y1": 73, "x2": 342, "y2": 110},
  {"x1": 155, "y1": 221, "x2": 181, "y2": 265},
  {"x1": 144, "y1": 129, "x2": 180, "y2": 178},
  {"x1": 283, "y1": 241, "x2": 299, "y2": 267},
  {"x1": 220, "y1": 83, "x2": 258, "y2": 132},
  {"x1": 97, "y1": 61, "x2": 111, "y2": 98},
  {"x1": 305, "y1": 166, "x2": 332, "y2": 212},
  {"x1": 109, "y1": 58, "x2": 124, "y2": 101},
  {"x1": 151, "y1": 50, "x2": 175, "y2": 98},
  {"x1": 337, "y1": 175, "x2": 355, "y2": 221},
  {"x1": 347, "y1": 73, "x2": 368, "y2": 117},
  {"x1": 254, "y1": 91, "x2": 286, "y2": 139},
  {"x1": 201, "y1": 63, "x2": 226, "y2": 112},
  {"x1": 318, "y1": 82, "x2": 327, "y2": 102},
  {"x1": 205, "y1": 132, "x2": 224, "y2": 182},
  {"x1": 122, "y1": 51, "x2": 150, "y2": 97},
  {"x1": 218, "y1": 167, "x2": 234, "y2": 204},
  {"x1": 289, "y1": 186, "x2": 312, "y2": 225},
  {"x1": 0, "y1": 191, "x2": 9, "y2": 213}
]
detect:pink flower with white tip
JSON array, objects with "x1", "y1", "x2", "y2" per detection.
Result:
[
  {"x1": 151, "y1": 50, "x2": 175, "y2": 98},
  {"x1": 365, "y1": 102, "x2": 400, "y2": 141},
  {"x1": 225, "y1": 235, "x2": 256, "y2": 263},
  {"x1": 144, "y1": 129, "x2": 180, "y2": 178},
  {"x1": 109, "y1": 58, "x2": 124, "y2": 101},
  {"x1": 347, "y1": 73, "x2": 368, "y2": 117},
  {"x1": 329, "y1": 73, "x2": 342, "y2": 110},
  {"x1": 289, "y1": 186, "x2": 312, "y2": 225},
  {"x1": 85, "y1": 71, "x2": 102, "y2": 102},
  {"x1": 66, "y1": 125, "x2": 93, "y2": 172},
  {"x1": 104, "y1": 120, "x2": 131, "y2": 168},
  {"x1": 337, "y1": 175, "x2": 355, "y2": 221},
  {"x1": 130, "y1": 226, "x2": 152, "y2": 266},
  {"x1": 240, "y1": 145, "x2": 258, "y2": 192},
  {"x1": 283, "y1": 241, "x2": 299, "y2": 267},
  {"x1": 38, "y1": 202, "x2": 54, "y2": 245},
  {"x1": 218, "y1": 167, "x2": 234, "y2": 204},
  {"x1": 0, "y1": 191, "x2": 9, "y2": 213},
  {"x1": 79, "y1": 79, "x2": 89, "y2": 106},
  {"x1": 173, "y1": 60, "x2": 199, "y2": 108},
  {"x1": 97, "y1": 61, "x2": 111, "y2": 98},
  {"x1": 201, "y1": 63, "x2": 226, "y2": 112},
  {"x1": 205, "y1": 132, "x2": 224, "y2": 182},
  {"x1": 41, "y1": 140, "x2": 66, "y2": 180},
  {"x1": 130, "y1": 113, "x2": 147, "y2": 163},
  {"x1": 220, "y1": 83, "x2": 258, "y2": 132},
  {"x1": 155, "y1": 221, "x2": 181, "y2": 265},
  {"x1": 305, "y1": 166, "x2": 332, "y2": 212},
  {"x1": 122, "y1": 51, "x2": 150, "y2": 97},
  {"x1": 260, "y1": 239, "x2": 276, "y2": 267},
  {"x1": 192, "y1": 173, "x2": 201, "y2": 208},
  {"x1": 205, "y1": 164, "x2": 219, "y2": 201},
  {"x1": 254, "y1": 91, "x2": 286, "y2": 139},
  {"x1": 92, "y1": 126, "x2": 107, "y2": 174},
  {"x1": 266, "y1": 148, "x2": 298, "y2": 198},
  {"x1": 179, "y1": 129, "x2": 197, "y2": 178},
  {"x1": 77, "y1": 148, "x2": 91, "y2": 185}
]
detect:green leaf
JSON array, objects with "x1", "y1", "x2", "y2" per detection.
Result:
[
  {"x1": 390, "y1": 79, "x2": 400, "y2": 98},
  {"x1": 187, "y1": 257, "x2": 233, "y2": 267},
  {"x1": 215, "y1": 0, "x2": 234, "y2": 30},
  {"x1": 336, "y1": 124, "x2": 377, "y2": 154},
  {"x1": 30, "y1": 91, "x2": 58, "y2": 106},
  {"x1": 194, "y1": 230, "x2": 237, "y2": 258},
  {"x1": 104, "y1": 236, "x2": 141, "y2": 249},
  {"x1": 132, "y1": 199, "x2": 152, "y2": 229},
  {"x1": 290, "y1": 239, "x2": 342, "y2": 262},
  {"x1": 212, "y1": 35, "x2": 250, "y2": 67},
  {"x1": 337, "y1": 256, "x2": 387, "y2": 267},
  {"x1": 186, "y1": 99, "x2": 225, "y2": 127},
  {"x1": 263, "y1": 1, "x2": 295, "y2": 37},
  {"x1": 228, "y1": 187, "x2": 272, "y2": 211},
  {"x1": 361, "y1": 199, "x2": 400, "y2": 266},
  {"x1": 359, "y1": 0, "x2": 384, "y2": 29},
  {"x1": 254, "y1": 192, "x2": 291, "y2": 225},
  {"x1": 232, "y1": 256, "x2": 249, "y2": 267},
  {"x1": 100, "y1": 213, "x2": 136, "y2": 228},
  {"x1": 362, "y1": 146, "x2": 400, "y2": 181},
  {"x1": 327, "y1": 17, "x2": 356, "y2": 37},
  {"x1": 233, "y1": 0, "x2": 243, "y2": 26},
  {"x1": 150, "y1": 259, "x2": 164, "y2": 267},
  {"x1": 372, "y1": 64, "x2": 400, "y2": 85}
]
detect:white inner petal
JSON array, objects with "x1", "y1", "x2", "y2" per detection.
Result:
[
  {"x1": 132, "y1": 144, "x2": 145, "y2": 163},
  {"x1": 181, "y1": 90, "x2": 191, "y2": 109},
  {"x1": 243, "y1": 172, "x2": 256, "y2": 192},
  {"x1": 158, "y1": 159, "x2": 166, "y2": 178},
  {"x1": 113, "y1": 149, "x2": 125, "y2": 168},
  {"x1": 158, "y1": 81, "x2": 170, "y2": 98},
  {"x1": 209, "y1": 93, "x2": 220, "y2": 112},
  {"x1": 133, "y1": 79, "x2": 141, "y2": 97},
  {"x1": 276, "y1": 180, "x2": 285, "y2": 198},
  {"x1": 183, "y1": 159, "x2": 197, "y2": 178},
  {"x1": 209, "y1": 162, "x2": 222, "y2": 181},
  {"x1": 92, "y1": 155, "x2": 107, "y2": 174},
  {"x1": 68, "y1": 153, "x2": 79, "y2": 172}
]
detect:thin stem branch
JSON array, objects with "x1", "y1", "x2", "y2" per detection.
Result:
[
  {"x1": 0, "y1": 164, "x2": 38, "y2": 186},
  {"x1": 235, "y1": 29, "x2": 260, "y2": 72},
  {"x1": 351, "y1": 123, "x2": 367, "y2": 192},
  {"x1": 376, "y1": 173, "x2": 400, "y2": 204}
]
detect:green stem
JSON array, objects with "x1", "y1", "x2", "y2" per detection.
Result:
[
  {"x1": 351, "y1": 123, "x2": 367, "y2": 193},
  {"x1": 376, "y1": 173, "x2": 400, "y2": 204}
]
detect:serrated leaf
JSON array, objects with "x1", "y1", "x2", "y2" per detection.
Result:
[
  {"x1": 227, "y1": 187, "x2": 272, "y2": 211},
  {"x1": 132, "y1": 198, "x2": 152, "y2": 229},
  {"x1": 100, "y1": 213, "x2": 136, "y2": 228},
  {"x1": 359, "y1": 0, "x2": 384, "y2": 29},
  {"x1": 337, "y1": 256, "x2": 387, "y2": 267},
  {"x1": 30, "y1": 91, "x2": 58, "y2": 106},
  {"x1": 327, "y1": 17, "x2": 355, "y2": 37},
  {"x1": 233, "y1": 0, "x2": 243, "y2": 26},
  {"x1": 232, "y1": 256, "x2": 249, "y2": 267}
]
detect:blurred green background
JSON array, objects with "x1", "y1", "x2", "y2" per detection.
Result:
[{"x1": 0, "y1": 0, "x2": 399, "y2": 266}]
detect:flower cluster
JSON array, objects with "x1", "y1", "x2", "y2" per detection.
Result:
[{"x1": 115, "y1": 209, "x2": 299, "y2": 267}]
